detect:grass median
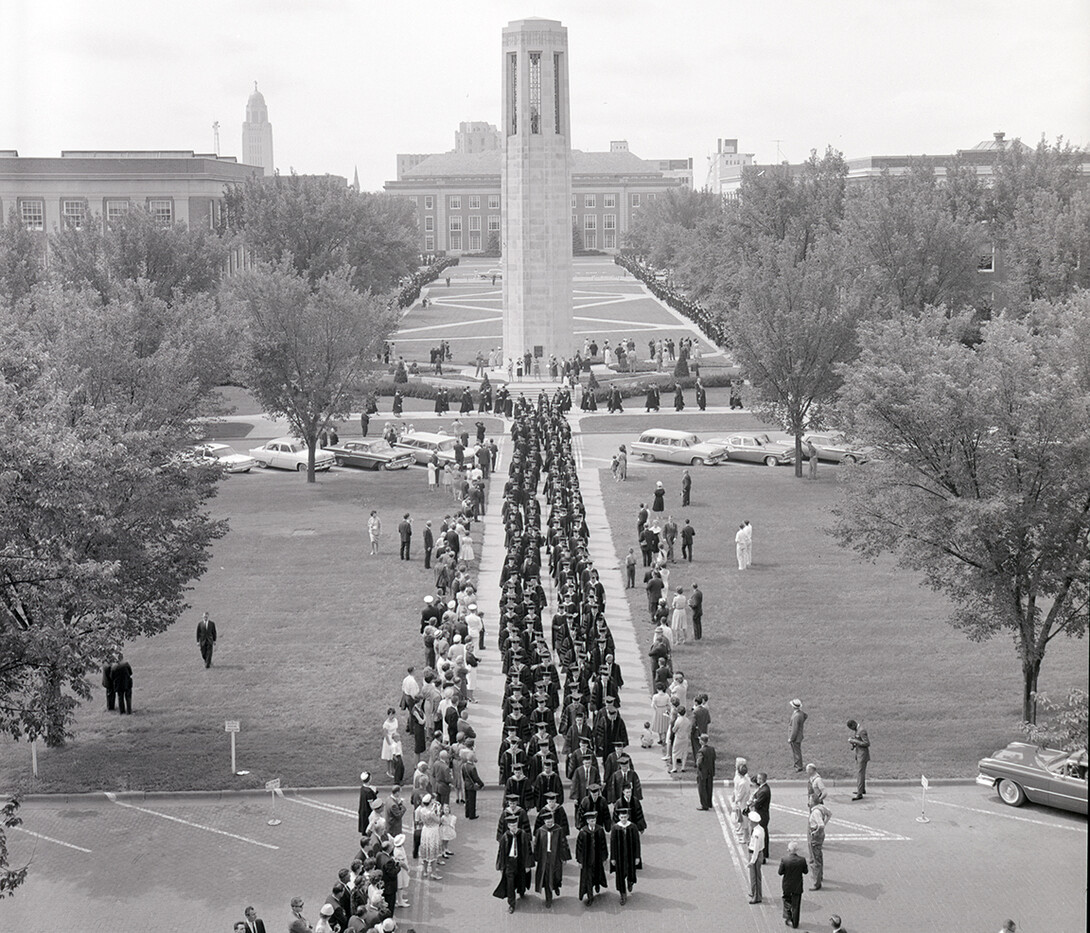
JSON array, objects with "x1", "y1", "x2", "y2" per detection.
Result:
[
  {"x1": 0, "y1": 464, "x2": 477, "y2": 794},
  {"x1": 597, "y1": 459, "x2": 1088, "y2": 782}
]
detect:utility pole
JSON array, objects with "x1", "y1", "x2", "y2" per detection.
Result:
[{"x1": 213, "y1": 121, "x2": 221, "y2": 156}]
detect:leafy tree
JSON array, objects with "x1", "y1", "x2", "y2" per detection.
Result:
[
  {"x1": 0, "y1": 320, "x2": 226, "y2": 746},
  {"x1": 724, "y1": 235, "x2": 864, "y2": 475},
  {"x1": 977, "y1": 137, "x2": 1090, "y2": 307},
  {"x1": 1019, "y1": 688, "x2": 1089, "y2": 751},
  {"x1": 229, "y1": 261, "x2": 396, "y2": 482},
  {"x1": 485, "y1": 230, "x2": 501, "y2": 257},
  {"x1": 0, "y1": 796, "x2": 26, "y2": 899},
  {"x1": 834, "y1": 300, "x2": 1090, "y2": 721},
  {"x1": 14, "y1": 284, "x2": 241, "y2": 432},
  {"x1": 223, "y1": 173, "x2": 418, "y2": 294},
  {"x1": 842, "y1": 162, "x2": 986, "y2": 314},
  {"x1": 0, "y1": 214, "x2": 46, "y2": 309},
  {"x1": 48, "y1": 207, "x2": 227, "y2": 305},
  {"x1": 571, "y1": 219, "x2": 584, "y2": 254}
]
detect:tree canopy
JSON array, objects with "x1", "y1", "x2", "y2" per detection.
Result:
[
  {"x1": 834, "y1": 300, "x2": 1090, "y2": 721},
  {"x1": 48, "y1": 206, "x2": 227, "y2": 305},
  {"x1": 228, "y1": 261, "x2": 396, "y2": 482},
  {"x1": 0, "y1": 317, "x2": 226, "y2": 746},
  {"x1": 222, "y1": 173, "x2": 419, "y2": 294}
]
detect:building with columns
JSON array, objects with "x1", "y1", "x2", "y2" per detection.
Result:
[
  {"x1": 384, "y1": 143, "x2": 689, "y2": 255},
  {"x1": 242, "y1": 83, "x2": 275, "y2": 177}
]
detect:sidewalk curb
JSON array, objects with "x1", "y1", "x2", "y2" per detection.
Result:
[{"x1": 14, "y1": 777, "x2": 978, "y2": 804}]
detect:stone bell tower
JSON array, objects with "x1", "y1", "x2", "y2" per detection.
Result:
[{"x1": 501, "y1": 18, "x2": 575, "y2": 364}]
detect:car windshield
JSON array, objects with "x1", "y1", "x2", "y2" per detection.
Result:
[{"x1": 756, "y1": 434, "x2": 772, "y2": 444}]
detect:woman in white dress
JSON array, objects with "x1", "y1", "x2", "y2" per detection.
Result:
[
  {"x1": 440, "y1": 462, "x2": 453, "y2": 494},
  {"x1": 427, "y1": 454, "x2": 439, "y2": 490},
  {"x1": 604, "y1": 343, "x2": 613, "y2": 367},
  {"x1": 458, "y1": 523, "x2": 475, "y2": 562},
  {"x1": 650, "y1": 684, "x2": 672, "y2": 747},
  {"x1": 381, "y1": 707, "x2": 401, "y2": 779},
  {"x1": 670, "y1": 587, "x2": 689, "y2": 645},
  {"x1": 669, "y1": 706, "x2": 693, "y2": 773}
]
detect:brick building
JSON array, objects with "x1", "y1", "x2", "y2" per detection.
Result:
[
  {"x1": 0, "y1": 150, "x2": 261, "y2": 236},
  {"x1": 384, "y1": 136, "x2": 690, "y2": 255}
]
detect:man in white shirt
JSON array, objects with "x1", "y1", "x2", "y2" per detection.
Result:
[
  {"x1": 747, "y1": 811, "x2": 765, "y2": 904},
  {"x1": 742, "y1": 520, "x2": 753, "y2": 568},
  {"x1": 808, "y1": 801, "x2": 832, "y2": 890},
  {"x1": 806, "y1": 763, "x2": 827, "y2": 808},
  {"x1": 401, "y1": 667, "x2": 420, "y2": 710},
  {"x1": 735, "y1": 523, "x2": 747, "y2": 570}
]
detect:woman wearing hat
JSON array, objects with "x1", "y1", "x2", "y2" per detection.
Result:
[
  {"x1": 380, "y1": 708, "x2": 402, "y2": 781},
  {"x1": 417, "y1": 794, "x2": 444, "y2": 880}
]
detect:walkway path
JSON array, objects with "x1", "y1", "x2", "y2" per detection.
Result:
[{"x1": 468, "y1": 417, "x2": 665, "y2": 788}]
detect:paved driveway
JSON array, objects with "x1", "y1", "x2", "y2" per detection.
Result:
[{"x1": 8, "y1": 781, "x2": 1084, "y2": 932}]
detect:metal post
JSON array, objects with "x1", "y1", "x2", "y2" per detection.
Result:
[
  {"x1": 230, "y1": 732, "x2": 236, "y2": 774},
  {"x1": 31, "y1": 739, "x2": 38, "y2": 778}
]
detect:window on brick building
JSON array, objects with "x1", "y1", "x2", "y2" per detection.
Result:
[
  {"x1": 148, "y1": 199, "x2": 173, "y2": 225},
  {"x1": 62, "y1": 199, "x2": 86, "y2": 230},
  {"x1": 20, "y1": 200, "x2": 44, "y2": 231},
  {"x1": 424, "y1": 195, "x2": 434, "y2": 210},
  {"x1": 604, "y1": 194, "x2": 616, "y2": 208},
  {"x1": 488, "y1": 194, "x2": 500, "y2": 210},
  {"x1": 449, "y1": 195, "x2": 461, "y2": 210},
  {"x1": 469, "y1": 195, "x2": 480, "y2": 210}
]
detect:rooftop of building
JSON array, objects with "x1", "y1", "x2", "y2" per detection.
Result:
[{"x1": 400, "y1": 148, "x2": 665, "y2": 179}]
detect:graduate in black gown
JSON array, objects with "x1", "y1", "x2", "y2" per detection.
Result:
[
  {"x1": 609, "y1": 807, "x2": 642, "y2": 904},
  {"x1": 493, "y1": 814, "x2": 532, "y2": 913},
  {"x1": 576, "y1": 811, "x2": 608, "y2": 905},
  {"x1": 533, "y1": 809, "x2": 570, "y2": 908}
]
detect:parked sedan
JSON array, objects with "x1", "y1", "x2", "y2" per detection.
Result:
[
  {"x1": 803, "y1": 432, "x2": 875, "y2": 464},
  {"x1": 191, "y1": 443, "x2": 256, "y2": 474},
  {"x1": 977, "y1": 742, "x2": 1087, "y2": 814},
  {"x1": 324, "y1": 439, "x2": 414, "y2": 471},
  {"x1": 708, "y1": 433, "x2": 797, "y2": 467},
  {"x1": 248, "y1": 437, "x2": 335, "y2": 473}
]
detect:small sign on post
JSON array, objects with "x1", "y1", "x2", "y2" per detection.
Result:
[
  {"x1": 225, "y1": 720, "x2": 241, "y2": 775},
  {"x1": 265, "y1": 777, "x2": 282, "y2": 826},
  {"x1": 917, "y1": 774, "x2": 931, "y2": 823}
]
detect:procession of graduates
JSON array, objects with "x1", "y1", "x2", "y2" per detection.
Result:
[{"x1": 492, "y1": 393, "x2": 644, "y2": 913}]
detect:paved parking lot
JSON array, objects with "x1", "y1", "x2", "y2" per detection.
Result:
[{"x1": 8, "y1": 781, "x2": 1084, "y2": 932}]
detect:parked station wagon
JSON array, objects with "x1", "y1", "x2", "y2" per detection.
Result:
[{"x1": 630, "y1": 429, "x2": 727, "y2": 466}]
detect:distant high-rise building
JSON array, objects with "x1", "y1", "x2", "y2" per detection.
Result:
[
  {"x1": 242, "y1": 83, "x2": 274, "y2": 177},
  {"x1": 455, "y1": 122, "x2": 502, "y2": 153}
]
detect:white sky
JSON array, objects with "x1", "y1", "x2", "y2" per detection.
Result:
[{"x1": 2, "y1": 0, "x2": 1088, "y2": 191}]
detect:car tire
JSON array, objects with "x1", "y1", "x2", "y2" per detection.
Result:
[
  {"x1": 335, "y1": 457, "x2": 345, "y2": 467},
  {"x1": 691, "y1": 458, "x2": 705, "y2": 467},
  {"x1": 843, "y1": 454, "x2": 857, "y2": 464},
  {"x1": 256, "y1": 460, "x2": 268, "y2": 469},
  {"x1": 296, "y1": 463, "x2": 307, "y2": 473},
  {"x1": 764, "y1": 456, "x2": 779, "y2": 467},
  {"x1": 997, "y1": 778, "x2": 1026, "y2": 807}
]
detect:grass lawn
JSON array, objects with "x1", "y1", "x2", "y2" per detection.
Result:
[
  {"x1": 598, "y1": 463, "x2": 1088, "y2": 782},
  {"x1": 0, "y1": 465, "x2": 477, "y2": 794}
]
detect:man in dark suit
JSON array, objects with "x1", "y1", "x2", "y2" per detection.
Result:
[
  {"x1": 681, "y1": 469, "x2": 692, "y2": 506},
  {"x1": 680, "y1": 519, "x2": 696, "y2": 562},
  {"x1": 847, "y1": 719, "x2": 870, "y2": 800},
  {"x1": 691, "y1": 695, "x2": 711, "y2": 767},
  {"x1": 751, "y1": 772, "x2": 771, "y2": 861},
  {"x1": 696, "y1": 734, "x2": 717, "y2": 810},
  {"x1": 398, "y1": 513, "x2": 412, "y2": 560},
  {"x1": 196, "y1": 612, "x2": 217, "y2": 668},
  {"x1": 243, "y1": 906, "x2": 266, "y2": 933},
  {"x1": 102, "y1": 663, "x2": 116, "y2": 711},
  {"x1": 423, "y1": 521, "x2": 434, "y2": 569},
  {"x1": 689, "y1": 583, "x2": 704, "y2": 640},
  {"x1": 111, "y1": 655, "x2": 133, "y2": 714},
  {"x1": 777, "y1": 840, "x2": 809, "y2": 928}
]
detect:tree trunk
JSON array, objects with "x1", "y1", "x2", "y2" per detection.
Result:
[
  {"x1": 306, "y1": 439, "x2": 317, "y2": 484},
  {"x1": 794, "y1": 433, "x2": 804, "y2": 478},
  {"x1": 1022, "y1": 658, "x2": 1042, "y2": 724}
]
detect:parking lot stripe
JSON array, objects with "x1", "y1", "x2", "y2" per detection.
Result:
[
  {"x1": 929, "y1": 798, "x2": 1088, "y2": 832},
  {"x1": 286, "y1": 795, "x2": 356, "y2": 819},
  {"x1": 105, "y1": 793, "x2": 279, "y2": 850},
  {"x1": 13, "y1": 826, "x2": 92, "y2": 853}
]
